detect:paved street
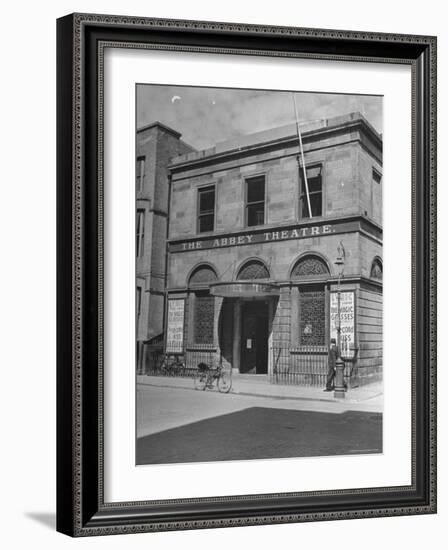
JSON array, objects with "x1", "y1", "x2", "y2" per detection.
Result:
[{"x1": 136, "y1": 381, "x2": 382, "y2": 465}]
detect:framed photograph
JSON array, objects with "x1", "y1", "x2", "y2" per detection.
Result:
[{"x1": 56, "y1": 13, "x2": 437, "y2": 536}]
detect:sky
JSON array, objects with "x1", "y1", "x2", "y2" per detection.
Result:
[{"x1": 137, "y1": 84, "x2": 382, "y2": 151}]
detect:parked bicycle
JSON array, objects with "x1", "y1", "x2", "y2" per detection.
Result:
[
  {"x1": 158, "y1": 353, "x2": 185, "y2": 376},
  {"x1": 194, "y1": 362, "x2": 232, "y2": 393}
]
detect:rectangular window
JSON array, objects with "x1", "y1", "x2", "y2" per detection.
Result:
[
  {"x1": 245, "y1": 175, "x2": 265, "y2": 227},
  {"x1": 136, "y1": 209, "x2": 145, "y2": 257},
  {"x1": 299, "y1": 165, "x2": 322, "y2": 218},
  {"x1": 194, "y1": 291, "x2": 215, "y2": 344},
  {"x1": 197, "y1": 185, "x2": 215, "y2": 233},
  {"x1": 299, "y1": 285, "x2": 326, "y2": 345},
  {"x1": 372, "y1": 168, "x2": 382, "y2": 184},
  {"x1": 136, "y1": 287, "x2": 142, "y2": 317},
  {"x1": 136, "y1": 156, "x2": 145, "y2": 192}
]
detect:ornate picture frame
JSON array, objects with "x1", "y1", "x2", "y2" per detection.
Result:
[{"x1": 56, "y1": 13, "x2": 436, "y2": 536}]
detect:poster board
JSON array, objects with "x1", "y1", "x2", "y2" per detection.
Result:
[
  {"x1": 330, "y1": 290, "x2": 356, "y2": 355},
  {"x1": 165, "y1": 299, "x2": 185, "y2": 353}
]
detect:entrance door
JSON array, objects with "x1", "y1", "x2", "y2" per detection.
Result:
[{"x1": 240, "y1": 302, "x2": 269, "y2": 374}]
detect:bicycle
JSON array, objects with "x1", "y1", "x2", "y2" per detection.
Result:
[
  {"x1": 158, "y1": 353, "x2": 185, "y2": 376},
  {"x1": 193, "y1": 362, "x2": 232, "y2": 393}
]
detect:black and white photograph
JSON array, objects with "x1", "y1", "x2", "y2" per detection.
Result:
[
  {"x1": 135, "y1": 85, "x2": 383, "y2": 465},
  {"x1": 1, "y1": 0, "x2": 442, "y2": 544}
]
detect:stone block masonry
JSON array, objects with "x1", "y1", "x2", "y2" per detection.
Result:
[{"x1": 154, "y1": 112, "x2": 383, "y2": 386}]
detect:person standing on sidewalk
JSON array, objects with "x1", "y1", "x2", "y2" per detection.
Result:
[{"x1": 324, "y1": 338, "x2": 338, "y2": 391}]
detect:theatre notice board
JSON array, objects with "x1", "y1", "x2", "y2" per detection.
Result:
[
  {"x1": 330, "y1": 291, "x2": 356, "y2": 355},
  {"x1": 166, "y1": 298, "x2": 185, "y2": 353}
]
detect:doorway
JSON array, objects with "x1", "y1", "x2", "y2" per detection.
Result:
[{"x1": 240, "y1": 301, "x2": 269, "y2": 374}]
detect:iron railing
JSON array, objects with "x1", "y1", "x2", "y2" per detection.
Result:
[
  {"x1": 270, "y1": 345, "x2": 363, "y2": 387},
  {"x1": 270, "y1": 346, "x2": 328, "y2": 387},
  {"x1": 143, "y1": 346, "x2": 219, "y2": 378},
  {"x1": 143, "y1": 345, "x2": 364, "y2": 387}
]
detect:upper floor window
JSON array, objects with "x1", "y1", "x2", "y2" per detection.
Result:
[
  {"x1": 197, "y1": 185, "x2": 215, "y2": 233},
  {"x1": 136, "y1": 156, "x2": 145, "y2": 192},
  {"x1": 245, "y1": 175, "x2": 265, "y2": 227},
  {"x1": 136, "y1": 209, "x2": 145, "y2": 257},
  {"x1": 136, "y1": 286, "x2": 142, "y2": 317},
  {"x1": 299, "y1": 165, "x2": 322, "y2": 219},
  {"x1": 372, "y1": 168, "x2": 382, "y2": 185}
]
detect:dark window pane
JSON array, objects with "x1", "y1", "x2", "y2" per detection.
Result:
[
  {"x1": 136, "y1": 210, "x2": 145, "y2": 256},
  {"x1": 310, "y1": 193, "x2": 322, "y2": 216},
  {"x1": 198, "y1": 186, "x2": 215, "y2": 233},
  {"x1": 372, "y1": 169, "x2": 382, "y2": 184},
  {"x1": 302, "y1": 175, "x2": 321, "y2": 195},
  {"x1": 199, "y1": 187, "x2": 215, "y2": 213},
  {"x1": 306, "y1": 175, "x2": 322, "y2": 194},
  {"x1": 199, "y1": 213, "x2": 214, "y2": 233},
  {"x1": 247, "y1": 203, "x2": 265, "y2": 226},
  {"x1": 136, "y1": 287, "x2": 142, "y2": 316},
  {"x1": 194, "y1": 292, "x2": 215, "y2": 344},
  {"x1": 247, "y1": 177, "x2": 265, "y2": 203},
  {"x1": 301, "y1": 166, "x2": 320, "y2": 187},
  {"x1": 245, "y1": 176, "x2": 265, "y2": 226},
  {"x1": 301, "y1": 198, "x2": 310, "y2": 218},
  {"x1": 300, "y1": 165, "x2": 323, "y2": 219},
  {"x1": 136, "y1": 157, "x2": 145, "y2": 192},
  {"x1": 301, "y1": 195, "x2": 322, "y2": 218}
]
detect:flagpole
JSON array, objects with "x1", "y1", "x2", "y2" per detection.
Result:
[{"x1": 292, "y1": 93, "x2": 312, "y2": 218}]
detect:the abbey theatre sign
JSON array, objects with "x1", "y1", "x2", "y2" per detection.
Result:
[{"x1": 169, "y1": 219, "x2": 360, "y2": 253}]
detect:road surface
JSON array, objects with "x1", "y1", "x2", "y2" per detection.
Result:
[{"x1": 136, "y1": 383, "x2": 382, "y2": 464}]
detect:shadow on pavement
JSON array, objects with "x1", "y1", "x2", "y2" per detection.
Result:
[{"x1": 137, "y1": 407, "x2": 382, "y2": 465}]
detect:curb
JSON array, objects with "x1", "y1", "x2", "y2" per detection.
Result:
[{"x1": 137, "y1": 378, "x2": 382, "y2": 404}]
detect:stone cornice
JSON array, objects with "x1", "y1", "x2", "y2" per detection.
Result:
[{"x1": 168, "y1": 115, "x2": 382, "y2": 173}]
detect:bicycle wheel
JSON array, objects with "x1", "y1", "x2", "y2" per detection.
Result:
[
  {"x1": 194, "y1": 370, "x2": 208, "y2": 391},
  {"x1": 217, "y1": 371, "x2": 232, "y2": 393}
]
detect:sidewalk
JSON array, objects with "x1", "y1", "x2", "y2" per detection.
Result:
[{"x1": 137, "y1": 373, "x2": 383, "y2": 406}]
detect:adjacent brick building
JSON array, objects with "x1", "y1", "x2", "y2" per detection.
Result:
[{"x1": 137, "y1": 112, "x2": 383, "y2": 386}]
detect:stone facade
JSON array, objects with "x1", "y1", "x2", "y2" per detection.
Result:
[
  {"x1": 135, "y1": 122, "x2": 194, "y2": 372},
  {"x1": 139, "y1": 112, "x2": 383, "y2": 386}
]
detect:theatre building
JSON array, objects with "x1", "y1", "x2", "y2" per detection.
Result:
[{"x1": 159, "y1": 112, "x2": 382, "y2": 386}]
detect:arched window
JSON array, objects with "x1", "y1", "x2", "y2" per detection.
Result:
[
  {"x1": 291, "y1": 255, "x2": 329, "y2": 279},
  {"x1": 370, "y1": 258, "x2": 383, "y2": 281},
  {"x1": 188, "y1": 265, "x2": 217, "y2": 345},
  {"x1": 237, "y1": 259, "x2": 270, "y2": 280},
  {"x1": 188, "y1": 265, "x2": 218, "y2": 287}
]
